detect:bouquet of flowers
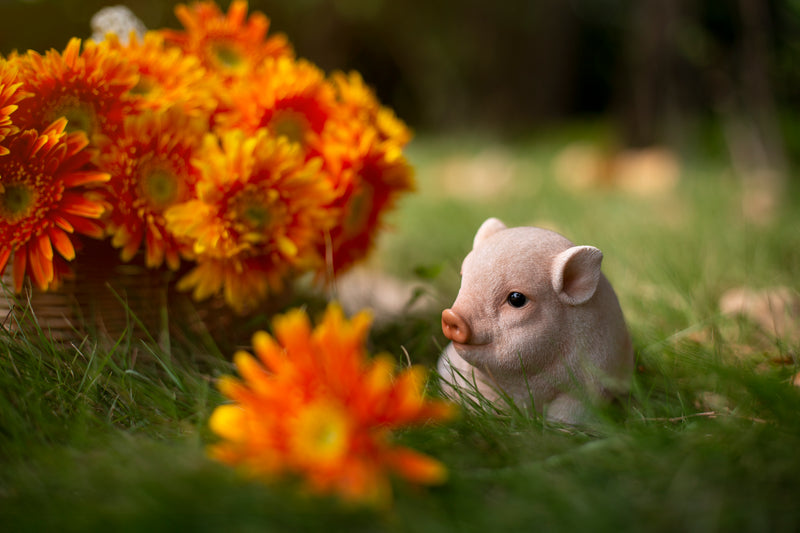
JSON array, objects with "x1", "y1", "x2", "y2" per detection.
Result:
[{"x1": 0, "y1": 1, "x2": 414, "y2": 316}]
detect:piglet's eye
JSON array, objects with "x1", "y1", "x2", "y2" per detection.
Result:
[{"x1": 507, "y1": 292, "x2": 527, "y2": 308}]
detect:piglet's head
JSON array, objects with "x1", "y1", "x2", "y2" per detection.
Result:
[{"x1": 442, "y1": 218, "x2": 603, "y2": 375}]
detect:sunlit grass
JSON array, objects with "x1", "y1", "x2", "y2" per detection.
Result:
[{"x1": 2, "y1": 131, "x2": 800, "y2": 531}]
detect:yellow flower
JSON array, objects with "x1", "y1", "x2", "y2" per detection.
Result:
[
  {"x1": 208, "y1": 303, "x2": 456, "y2": 505},
  {"x1": 165, "y1": 129, "x2": 336, "y2": 314},
  {"x1": 96, "y1": 108, "x2": 205, "y2": 269}
]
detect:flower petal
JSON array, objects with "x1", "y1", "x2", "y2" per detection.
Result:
[
  {"x1": 209, "y1": 404, "x2": 247, "y2": 442},
  {"x1": 37, "y1": 232, "x2": 53, "y2": 261},
  {"x1": 48, "y1": 227, "x2": 75, "y2": 261},
  {"x1": 12, "y1": 250, "x2": 26, "y2": 292},
  {"x1": 0, "y1": 248, "x2": 10, "y2": 275},
  {"x1": 385, "y1": 447, "x2": 448, "y2": 485}
]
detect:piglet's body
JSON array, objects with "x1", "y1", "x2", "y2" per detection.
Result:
[{"x1": 437, "y1": 218, "x2": 633, "y2": 424}]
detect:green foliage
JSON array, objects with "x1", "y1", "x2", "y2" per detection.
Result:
[{"x1": 3, "y1": 133, "x2": 800, "y2": 531}]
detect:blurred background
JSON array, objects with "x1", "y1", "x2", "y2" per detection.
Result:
[{"x1": 1, "y1": 0, "x2": 799, "y2": 169}]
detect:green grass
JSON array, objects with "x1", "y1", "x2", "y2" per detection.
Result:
[{"x1": 2, "y1": 130, "x2": 800, "y2": 532}]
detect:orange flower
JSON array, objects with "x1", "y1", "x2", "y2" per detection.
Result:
[
  {"x1": 11, "y1": 38, "x2": 138, "y2": 141},
  {"x1": 96, "y1": 109, "x2": 204, "y2": 270},
  {"x1": 314, "y1": 72, "x2": 415, "y2": 273},
  {"x1": 208, "y1": 303, "x2": 455, "y2": 505},
  {"x1": 331, "y1": 71, "x2": 412, "y2": 147},
  {"x1": 165, "y1": 129, "x2": 336, "y2": 313},
  {"x1": 160, "y1": 0, "x2": 292, "y2": 82},
  {"x1": 105, "y1": 31, "x2": 218, "y2": 120},
  {"x1": 218, "y1": 66, "x2": 416, "y2": 276},
  {"x1": 0, "y1": 60, "x2": 31, "y2": 154},
  {"x1": 218, "y1": 57, "x2": 336, "y2": 147},
  {"x1": 318, "y1": 124, "x2": 415, "y2": 273},
  {"x1": 0, "y1": 119, "x2": 109, "y2": 291}
]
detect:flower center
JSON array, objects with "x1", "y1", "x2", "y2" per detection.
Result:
[
  {"x1": 130, "y1": 75, "x2": 157, "y2": 97},
  {"x1": 140, "y1": 169, "x2": 181, "y2": 211},
  {"x1": 212, "y1": 42, "x2": 244, "y2": 70},
  {"x1": 52, "y1": 100, "x2": 96, "y2": 136},
  {"x1": 270, "y1": 110, "x2": 309, "y2": 146},
  {"x1": 0, "y1": 182, "x2": 38, "y2": 222},
  {"x1": 241, "y1": 203, "x2": 271, "y2": 230},
  {"x1": 229, "y1": 187, "x2": 281, "y2": 238},
  {"x1": 290, "y1": 401, "x2": 351, "y2": 468}
]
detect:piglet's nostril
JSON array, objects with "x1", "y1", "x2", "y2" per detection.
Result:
[{"x1": 442, "y1": 308, "x2": 471, "y2": 344}]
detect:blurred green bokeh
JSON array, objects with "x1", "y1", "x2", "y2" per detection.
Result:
[{"x1": 2, "y1": 0, "x2": 799, "y2": 165}]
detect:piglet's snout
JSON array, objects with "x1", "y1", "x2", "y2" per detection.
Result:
[{"x1": 442, "y1": 308, "x2": 471, "y2": 344}]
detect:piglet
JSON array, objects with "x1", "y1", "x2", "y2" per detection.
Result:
[{"x1": 437, "y1": 218, "x2": 634, "y2": 423}]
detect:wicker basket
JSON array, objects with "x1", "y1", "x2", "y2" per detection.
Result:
[
  {"x1": 1, "y1": 239, "x2": 306, "y2": 347},
  {"x1": 1, "y1": 240, "x2": 173, "y2": 342},
  {"x1": 1, "y1": 274, "x2": 79, "y2": 341}
]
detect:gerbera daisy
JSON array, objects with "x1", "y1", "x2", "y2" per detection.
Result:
[
  {"x1": 165, "y1": 129, "x2": 336, "y2": 314},
  {"x1": 208, "y1": 303, "x2": 455, "y2": 505},
  {"x1": 96, "y1": 108, "x2": 205, "y2": 270},
  {"x1": 331, "y1": 71, "x2": 412, "y2": 147},
  {"x1": 0, "y1": 60, "x2": 32, "y2": 154},
  {"x1": 315, "y1": 118, "x2": 415, "y2": 273},
  {"x1": 285, "y1": 71, "x2": 415, "y2": 274},
  {"x1": 11, "y1": 37, "x2": 138, "y2": 142},
  {"x1": 105, "y1": 31, "x2": 218, "y2": 121},
  {"x1": 0, "y1": 119, "x2": 109, "y2": 292},
  {"x1": 160, "y1": 0, "x2": 292, "y2": 82},
  {"x1": 218, "y1": 57, "x2": 337, "y2": 149}
]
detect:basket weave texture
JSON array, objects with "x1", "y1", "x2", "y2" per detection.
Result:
[{"x1": 1, "y1": 240, "x2": 172, "y2": 341}]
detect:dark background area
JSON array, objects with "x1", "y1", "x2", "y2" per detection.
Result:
[{"x1": 1, "y1": 0, "x2": 799, "y2": 168}]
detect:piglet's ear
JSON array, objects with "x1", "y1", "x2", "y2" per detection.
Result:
[
  {"x1": 473, "y1": 218, "x2": 507, "y2": 249},
  {"x1": 552, "y1": 246, "x2": 603, "y2": 305}
]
